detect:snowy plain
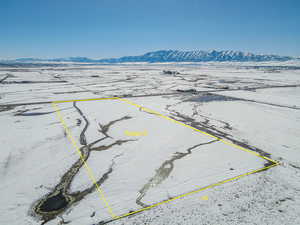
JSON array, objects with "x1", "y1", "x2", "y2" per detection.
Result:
[{"x1": 0, "y1": 61, "x2": 300, "y2": 225}]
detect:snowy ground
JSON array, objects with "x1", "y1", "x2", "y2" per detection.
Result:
[{"x1": 0, "y1": 61, "x2": 300, "y2": 225}]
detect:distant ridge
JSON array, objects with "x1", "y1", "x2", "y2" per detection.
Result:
[{"x1": 14, "y1": 50, "x2": 294, "y2": 63}]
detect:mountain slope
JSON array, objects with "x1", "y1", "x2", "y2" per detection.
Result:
[
  {"x1": 15, "y1": 50, "x2": 293, "y2": 63},
  {"x1": 100, "y1": 50, "x2": 293, "y2": 62}
]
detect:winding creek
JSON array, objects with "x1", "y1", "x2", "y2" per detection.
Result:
[{"x1": 32, "y1": 102, "x2": 134, "y2": 224}]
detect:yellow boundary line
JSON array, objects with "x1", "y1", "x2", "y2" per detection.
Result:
[
  {"x1": 117, "y1": 162, "x2": 278, "y2": 219},
  {"x1": 118, "y1": 98, "x2": 278, "y2": 165},
  {"x1": 53, "y1": 97, "x2": 119, "y2": 104},
  {"x1": 52, "y1": 102, "x2": 117, "y2": 219},
  {"x1": 52, "y1": 97, "x2": 279, "y2": 221}
]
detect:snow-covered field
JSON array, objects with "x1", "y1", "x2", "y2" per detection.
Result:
[{"x1": 0, "y1": 61, "x2": 300, "y2": 225}]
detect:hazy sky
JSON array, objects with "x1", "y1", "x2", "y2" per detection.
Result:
[{"x1": 1, "y1": 0, "x2": 299, "y2": 58}]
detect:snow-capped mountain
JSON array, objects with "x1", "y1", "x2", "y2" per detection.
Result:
[
  {"x1": 101, "y1": 50, "x2": 293, "y2": 62},
  {"x1": 14, "y1": 50, "x2": 293, "y2": 63}
]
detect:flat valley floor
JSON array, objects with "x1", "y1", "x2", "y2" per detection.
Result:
[{"x1": 0, "y1": 61, "x2": 300, "y2": 225}]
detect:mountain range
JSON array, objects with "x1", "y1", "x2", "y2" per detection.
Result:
[{"x1": 13, "y1": 50, "x2": 294, "y2": 63}]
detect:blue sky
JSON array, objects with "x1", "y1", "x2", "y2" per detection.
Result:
[{"x1": 1, "y1": 0, "x2": 299, "y2": 58}]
